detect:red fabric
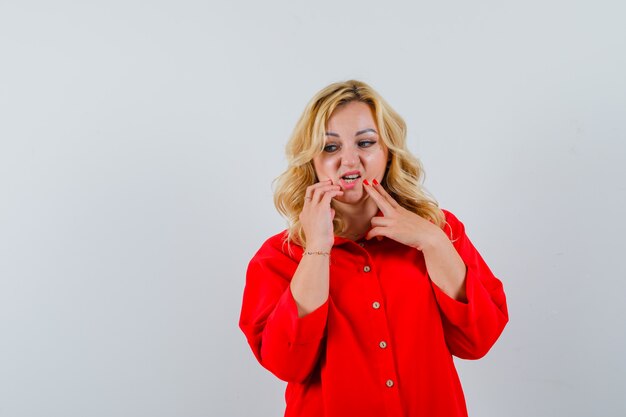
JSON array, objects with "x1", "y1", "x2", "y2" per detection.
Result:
[{"x1": 239, "y1": 210, "x2": 508, "y2": 417}]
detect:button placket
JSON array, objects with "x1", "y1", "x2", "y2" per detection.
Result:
[{"x1": 361, "y1": 257, "x2": 398, "y2": 395}]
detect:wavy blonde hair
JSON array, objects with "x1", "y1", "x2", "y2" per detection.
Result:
[{"x1": 274, "y1": 80, "x2": 444, "y2": 246}]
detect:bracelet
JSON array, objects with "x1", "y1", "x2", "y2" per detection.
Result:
[{"x1": 303, "y1": 250, "x2": 331, "y2": 256}]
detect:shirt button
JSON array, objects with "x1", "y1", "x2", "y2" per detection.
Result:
[
  {"x1": 358, "y1": 242, "x2": 365, "y2": 247},
  {"x1": 363, "y1": 265, "x2": 371, "y2": 273},
  {"x1": 372, "y1": 301, "x2": 381, "y2": 309},
  {"x1": 379, "y1": 341, "x2": 387, "y2": 349},
  {"x1": 386, "y1": 379, "x2": 394, "y2": 388}
]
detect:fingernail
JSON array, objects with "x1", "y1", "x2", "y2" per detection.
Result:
[
  {"x1": 373, "y1": 179, "x2": 379, "y2": 186},
  {"x1": 363, "y1": 179, "x2": 370, "y2": 186}
]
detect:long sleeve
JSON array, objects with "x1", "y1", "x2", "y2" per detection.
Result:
[
  {"x1": 430, "y1": 211, "x2": 509, "y2": 359},
  {"x1": 240, "y1": 219, "x2": 507, "y2": 417},
  {"x1": 239, "y1": 234, "x2": 329, "y2": 382}
]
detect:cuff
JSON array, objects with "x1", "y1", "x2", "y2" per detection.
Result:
[
  {"x1": 272, "y1": 287, "x2": 329, "y2": 345},
  {"x1": 431, "y1": 268, "x2": 484, "y2": 327}
]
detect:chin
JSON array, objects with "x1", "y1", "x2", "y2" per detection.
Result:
[{"x1": 336, "y1": 189, "x2": 367, "y2": 205}]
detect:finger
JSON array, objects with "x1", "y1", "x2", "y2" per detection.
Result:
[
  {"x1": 363, "y1": 182, "x2": 395, "y2": 216},
  {"x1": 305, "y1": 179, "x2": 333, "y2": 193},
  {"x1": 365, "y1": 226, "x2": 387, "y2": 241},
  {"x1": 311, "y1": 184, "x2": 341, "y2": 204},
  {"x1": 319, "y1": 193, "x2": 343, "y2": 215},
  {"x1": 305, "y1": 179, "x2": 333, "y2": 199},
  {"x1": 304, "y1": 181, "x2": 339, "y2": 202},
  {"x1": 370, "y1": 216, "x2": 392, "y2": 227},
  {"x1": 320, "y1": 190, "x2": 344, "y2": 207},
  {"x1": 372, "y1": 179, "x2": 400, "y2": 208}
]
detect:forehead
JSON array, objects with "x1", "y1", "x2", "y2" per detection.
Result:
[{"x1": 326, "y1": 101, "x2": 377, "y2": 131}]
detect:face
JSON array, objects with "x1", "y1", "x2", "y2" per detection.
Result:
[{"x1": 312, "y1": 101, "x2": 389, "y2": 205}]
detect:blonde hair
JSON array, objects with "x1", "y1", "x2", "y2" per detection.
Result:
[{"x1": 274, "y1": 80, "x2": 444, "y2": 246}]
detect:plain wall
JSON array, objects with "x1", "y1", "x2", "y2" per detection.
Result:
[{"x1": 1, "y1": 1, "x2": 625, "y2": 416}]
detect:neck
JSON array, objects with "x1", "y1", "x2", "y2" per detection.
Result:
[{"x1": 333, "y1": 196, "x2": 380, "y2": 240}]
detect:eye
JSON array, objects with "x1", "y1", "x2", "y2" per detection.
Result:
[
  {"x1": 358, "y1": 140, "x2": 376, "y2": 148},
  {"x1": 323, "y1": 143, "x2": 339, "y2": 153}
]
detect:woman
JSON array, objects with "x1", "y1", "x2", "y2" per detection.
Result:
[{"x1": 239, "y1": 80, "x2": 508, "y2": 417}]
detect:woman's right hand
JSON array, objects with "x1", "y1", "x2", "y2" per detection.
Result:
[{"x1": 298, "y1": 180, "x2": 343, "y2": 251}]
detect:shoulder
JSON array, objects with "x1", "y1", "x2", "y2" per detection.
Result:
[
  {"x1": 440, "y1": 209, "x2": 467, "y2": 240},
  {"x1": 250, "y1": 230, "x2": 302, "y2": 264},
  {"x1": 441, "y1": 208, "x2": 460, "y2": 223},
  {"x1": 246, "y1": 231, "x2": 302, "y2": 282}
]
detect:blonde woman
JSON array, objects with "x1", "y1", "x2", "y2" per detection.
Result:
[{"x1": 239, "y1": 80, "x2": 508, "y2": 417}]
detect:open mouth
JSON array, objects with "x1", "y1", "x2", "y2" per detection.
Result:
[
  {"x1": 339, "y1": 171, "x2": 362, "y2": 189},
  {"x1": 341, "y1": 173, "x2": 361, "y2": 183}
]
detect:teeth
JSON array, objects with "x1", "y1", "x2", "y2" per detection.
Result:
[{"x1": 343, "y1": 174, "x2": 360, "y2": 180}]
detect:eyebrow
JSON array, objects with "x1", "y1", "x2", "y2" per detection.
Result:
[{"x1": 325, "y1": 128, "x2": 378, "y2": 137}]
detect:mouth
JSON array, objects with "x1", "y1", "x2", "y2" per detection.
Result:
[
  {"x1": 339, "y1": 171, "x2": 362, "y2": 189},
  {"x1": 341, "y1": 173, "x2": 361, "y2": 183}
]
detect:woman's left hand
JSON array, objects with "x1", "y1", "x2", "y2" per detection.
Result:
[{"x1": 363, "y1": 180, "x2": 445, "y2": 251}]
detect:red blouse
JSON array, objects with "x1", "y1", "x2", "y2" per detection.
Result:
[{"x1": 239, "y1": 210, "x2": 508, "y2": 417}]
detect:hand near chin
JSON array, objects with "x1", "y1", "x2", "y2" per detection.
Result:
[
  {"x1": 363, "y1": 180, "x2": 445, "y2": 251},
  {"x1": 299, "y1": 180, "x2": 344, "y2": 251}
]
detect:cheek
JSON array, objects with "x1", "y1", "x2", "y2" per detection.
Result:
[
  {"x1": 313, "y1": 156, "x2": 338, "y2": 175},
  {"x1": 363, "y1": 150, "x2": 388, "y2": 171}
]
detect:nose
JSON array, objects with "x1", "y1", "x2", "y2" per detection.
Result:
[{"x1": 340, "y1": 146, "x2": 359, "y2": 168}]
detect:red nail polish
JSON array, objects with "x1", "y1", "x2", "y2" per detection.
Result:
[
  {"x1": 373, "y1": 179, "x2": 379, "y2": 185},
  {"x1": 363, "y1": 179, "x2": 369, "y2": 186}
]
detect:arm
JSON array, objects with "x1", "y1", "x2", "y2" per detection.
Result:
[
  {"x1": 363, "y1": 182, "x2": 508, "y2": 359},
  {"x1": 239, "y1": 242, "x2": 329, "y2": 383},
  {"x1": 290, "y1": 179, "x2": 342, "y2": 316},
  {"x1": 429, "y1": 210, "x2": 509, "y2": 359},
  {"x1": 239, "y1": 181, "x2": 343, "y2": 382},
  {"x1": 421, "y1": 228, "x2": 468, "y2": 302},
  {"x1": 364, "y1": 180, "x2": 467, "y2": 301}
]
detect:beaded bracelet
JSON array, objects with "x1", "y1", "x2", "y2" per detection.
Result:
[{"x1": 303, "y1": 250, "x2": 331, "y2": 256}]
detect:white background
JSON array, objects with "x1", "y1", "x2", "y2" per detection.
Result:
[{"x1": 1, "y1": 1, "x2": 625, "y2": 416}]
